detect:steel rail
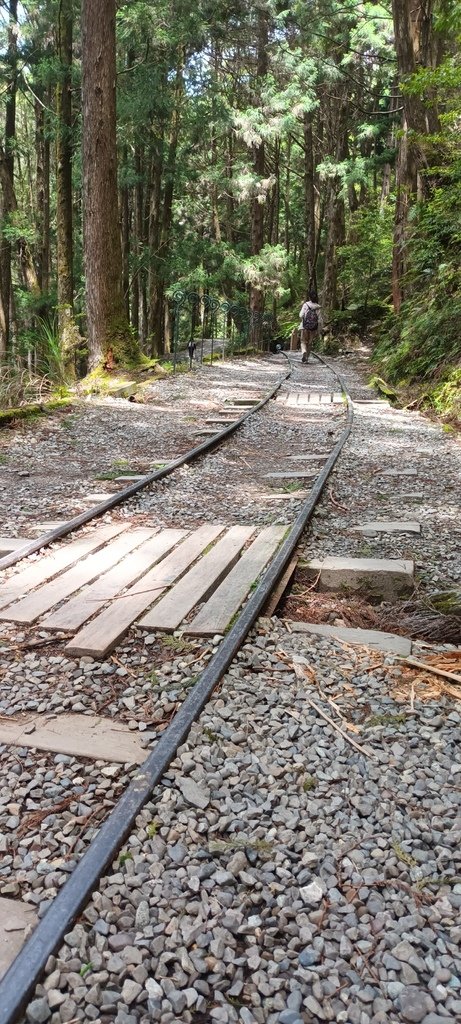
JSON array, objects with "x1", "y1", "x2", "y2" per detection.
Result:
[
  {"x1": 0, "y1": 353, "x2": 353, "y2": 1024},
  {"x1": 0, "y1": 362, "x2": 290, "y2": 572}
]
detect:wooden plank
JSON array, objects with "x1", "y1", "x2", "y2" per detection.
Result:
[
  {"x1": 186, "y1": 525, "x2": 286, "y2": 636},
  {"x1": 65, "y1": 525, "x2": 223, "y2": 658},
  {"x1": 139, "y1": 525, "x2": 255, "y2": 632},
  {"x1": 0, "y1": 525, "x2": 141, "y2": 624},
  {"x1": 0, "y1": 524, "x2": 125, "y2": 611},
  {"x1": 42, "y1": 528, "x2": 157, "y2": 631},
  {"x1": 264, "y1": 555, "x2": 298, "y2": 616},
  {"x1": 264, "y1": 471, "x2": 317, "y2": 479}
]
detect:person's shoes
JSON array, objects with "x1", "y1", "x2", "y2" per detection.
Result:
[{"x1": 301, "y1": 352, "x2": 308, "y2": 364}]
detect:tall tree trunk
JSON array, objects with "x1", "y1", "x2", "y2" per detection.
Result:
[
  {"x1": 303, "y1": 112, "x2": 316, "y2": 294},
  {"x1": 249, "y1": 10, "x2": 268, "y2": 346},
  {"x1": 56, "y1": 0, "x2": 80, "y2": 374},
  {"x1": 0, "y1": 144, "x2": 40, "y2": 297},
  {"x1": 121, "y1": 145, "x2": 130, "y2": 322},
  {"x1": 0, "y1": 0, "x2": 18, "y2": 358},
  {"x1": 148, "y1": 56, "x2": 183, "y2": 356},
  {"x1": 147, "y1": 132, "x2": 164, "y2": 355},
  {"x1": 82, "y1": 0, "x2": 137, "y2": 368},
  {"x1": 391, "y1": 0, "x2": 435, "y2": 310},
  {"x1": 225, "y1": 131, "x2": 234, "y2": 246},
  {"x1": 35, "y1": 90, "x2": 50, "y2": 295}
]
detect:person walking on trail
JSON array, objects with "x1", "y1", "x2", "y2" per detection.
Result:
[{"x1": 299, "y1": 289, "x2": 322, "y2": 364}]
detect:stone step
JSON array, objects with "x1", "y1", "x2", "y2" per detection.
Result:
[
  {"x1": 0, "y1": 897, "x2": 37, "y2": 980},
  {"x1": 265, "y1": 471, "x2": 318, "y2": 480},
  {"x1": 289, "y1": 621, "x2": 412, "y2": 655},
  {"x1": 285, "y1": 454, "x2": 329, "y2": 461},
  {"x1": 115, "y1": 475, "x2": 145, "y2": 483},
  {"x1": 304, "y1": 556, "x2": 414, "y2": 600},
  {"x1": 205, "y1": 418, "x2": 237, "y2": 426},
  {"x1": 0, "y1": 712, "x2": 147, "y2": 764},
  {"x1": 79, "y1": 492, "x2": 118, "y2": 503},
  {"x1": 227, "y1": 398, "x2": 260, "y2": 406},
  {"x1": 106, "y1": 380, "x2": 138, "y2": 399},
  {"x1": 0, "y1": 537, "x2": 29, "y2": 557},
  {"x1": 381, "y1": 469, "x2": 418, "y2": 478},
  {"x1": 352, "y1": 520, "x2": 421, "y2": 536}
]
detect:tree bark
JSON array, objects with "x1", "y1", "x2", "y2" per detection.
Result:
[
  {"x1": 391, "y1": 0, "x2": 435, "y2": 310},
  {"x1": 0, "y1": 0, "x2": 18, "y2": 357},
  {"x1": 35, "y1": 91, "x2": 50, "y2": 295},
  {"x1": 249, "y1": 10, "x2": 268, "y2": 346},
  {"x1": 56, "y1": 0, "x2": 81, "y2": 374},
  {"x1": 82, "y1": 0, "x2": 137, "y2": 368},
  {"x1": 148, "y1": 56, "x2": 183, "y2": 356},
  {"x1": 303, "y1": 112, "x2": 316, "y2": 294}
]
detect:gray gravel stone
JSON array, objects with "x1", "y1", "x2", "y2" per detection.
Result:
[{"x1": 26, "y1": 999, "x2": 51, "y2": 1023}]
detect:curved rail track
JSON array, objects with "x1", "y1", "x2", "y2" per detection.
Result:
[{"x1": 0, "y1": 352, "x2": 353, "y2": 1024}]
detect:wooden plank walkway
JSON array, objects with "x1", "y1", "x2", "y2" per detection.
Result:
[
  {"x1": 0, "y1": 526, "x2": 139, "y2": 624},
  {"x1": 0, "y1": 524, "x2": 124, "y2": 611},
  {"x1": 276, "y1": 392, "x2": 343, "y2": 406},
  {"x1": 186, "y1": 525, "x2": 286, "y2": 636},
  {"x1": 139, "y1": 525, "x2": 254, "y2": 633},
  {"x1": 0, "y1": 523, "x2": 289, "y2": 655},
  {"x1": 42, "y1": 527, "x2": 158, "y2": 631},
  {"x1": 65, "y1": 525, "x2": 221, "y2": 658}
]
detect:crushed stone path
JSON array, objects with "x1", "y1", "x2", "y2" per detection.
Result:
[{"x1": 0, "y1": 348, "x2": 459, "y2": 1024}]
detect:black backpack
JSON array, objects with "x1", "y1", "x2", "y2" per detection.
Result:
[{"x1": 302, "y1": 304, "x2": 319, "y2": 331}]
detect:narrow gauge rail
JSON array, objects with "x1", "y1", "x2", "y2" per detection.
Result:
[
  {"x1": 0, "y1": 357, "x2": 291, "y2": 573},
  {"x1": 0, "y1": 353, "x2": 353, "y2": 1024}
]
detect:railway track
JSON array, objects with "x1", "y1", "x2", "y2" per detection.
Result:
[{"x1": 0, "y1": 351, "x2": 353, "y2": 1024}]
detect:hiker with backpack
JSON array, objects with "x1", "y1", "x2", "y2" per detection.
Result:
[{"x1": 299, "y1": 289, "x2": 321, "y2": 364}]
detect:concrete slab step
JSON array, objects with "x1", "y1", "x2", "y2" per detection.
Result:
[
  {"x1": 0, "y1": 712, "x2": 147, "y2": 764},
  {"x1": 381, "y1": 469, "x2": 418, "y2": 477},
  {"x1": 304, "y1": 556, "x2": 414, "y2": 600},
  {"x1": 0, "y1": 898, "x2": 37, "y2": 980},
  {"x1": 288, "y1": 621, "x2": 412, "y2": 655},
  {"x1": 0, "y1": 537, "x2": 29, "y2": 557},
  {"x1": 80, "y1": 492, "x2": 118, "y2": 503},
  {"x1": 265, "y1": 471, "x2": 318, "y2": 479},
  {"x1": 205, "y1": 418, "x2": 237, "y2": 426},
  {"x1": 352, "y1": 520, "x2": 421, "y2": 536},
  {"x1": 285, "y1": 454, "x2": 329, "y2": 461},
  {"x1": 114, "y1": 475, "x2": 145, "y2": 483}
]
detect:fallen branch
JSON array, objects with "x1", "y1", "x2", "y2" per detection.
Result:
[
  {"x1": 397, "y1": 655, "x2": 461, "y2": 686},
  {"x1": 328, "y1": 486, "x2": 349, "y2": 512},
  {"x1": 305, "y1": 696, "x2": 372, "y2": 757}
]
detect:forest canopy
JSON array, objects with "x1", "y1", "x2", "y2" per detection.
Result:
[{"x1": 0, "y1": 0, "x2": 460, "y2": 418}]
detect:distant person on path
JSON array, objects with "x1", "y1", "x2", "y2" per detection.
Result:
[
  {"x1": 187, "y1": 340, "x2": 197, "y2": 369},
  {"x1": 299, "y1": 289, "x2": 322, "y2": 364}
]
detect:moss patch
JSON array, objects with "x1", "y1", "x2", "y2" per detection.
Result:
[{"x1": 0, "y1": 397, "x2": 75, "y2": 427}]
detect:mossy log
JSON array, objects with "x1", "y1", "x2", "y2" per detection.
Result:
[{"x1": 429, "y1": 590, "x2": 461, "y2": 618}]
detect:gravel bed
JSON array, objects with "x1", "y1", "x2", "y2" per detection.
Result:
[
  {"x1": 0, "y1": 746, "x2": 133, "y2": 915},
  {"x1": 301, "y1": 355, "x2": 461, "y2": 594},
  {"x1": 1, "y1": 346, "x2": 460, "y2": 1024},
  {"x1": 18, "y1": 622, "x2": 461, "y2": 1024},
  {"x1": 0, "y1": 357, "x2": 290, "y2": 536}
]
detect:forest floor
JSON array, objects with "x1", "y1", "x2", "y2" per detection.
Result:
[{"x1": 0, "y1": 347, "x2": 460, "y2": 1024}]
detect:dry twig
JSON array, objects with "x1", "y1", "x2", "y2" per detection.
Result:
[{"x1": 397, "y1": 655, "x2": 461, "y2": 686}]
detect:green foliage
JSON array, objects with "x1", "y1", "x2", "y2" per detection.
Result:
[
  {"x1": 338, "y1": 203, "x2": 393, "y2": 315},
  {"x1": 374, "y1": 170, "x2": 461, "y2": 419}
]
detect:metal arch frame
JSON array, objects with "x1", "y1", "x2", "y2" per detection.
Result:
[{"x1": 170, "y1": 289, "x2": 276, "y2": 369}]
